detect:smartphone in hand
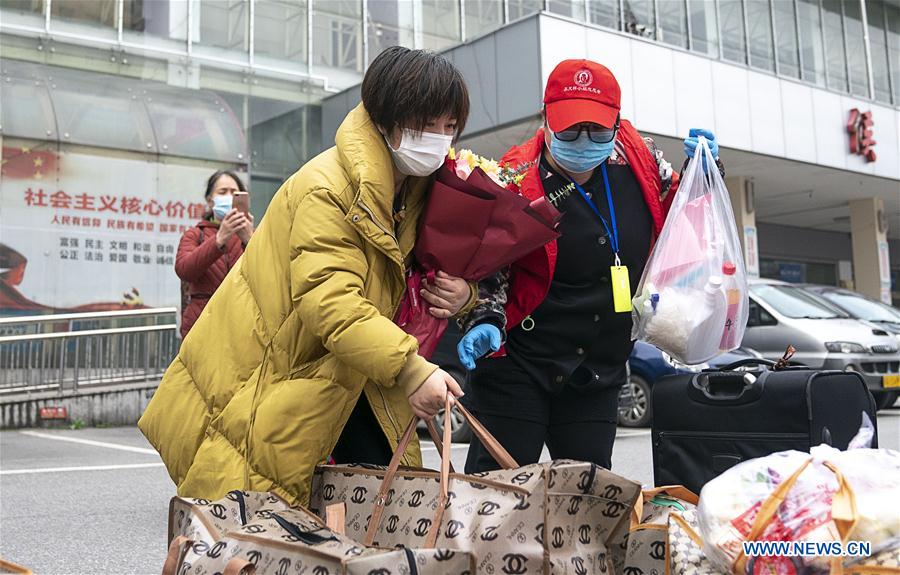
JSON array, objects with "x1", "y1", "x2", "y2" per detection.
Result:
[{"x1": 233, "y1": 191, "x2": 250, "y2": 215}]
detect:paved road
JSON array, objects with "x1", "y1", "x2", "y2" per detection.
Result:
[{"x1": 2, "y1": 410, "x2": 898, "y2": 574}]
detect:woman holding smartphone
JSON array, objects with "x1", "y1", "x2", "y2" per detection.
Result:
[{"x1": 175, "y1": 170, "x2": 254, "y2": 338}]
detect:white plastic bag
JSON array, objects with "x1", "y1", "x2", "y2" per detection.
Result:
[
  {"x1": 631, "y1": 137, "x2": 748, "y2": 364},
  {"x1": 697, "y1": 414, "x2": 900, "y2": 574}
]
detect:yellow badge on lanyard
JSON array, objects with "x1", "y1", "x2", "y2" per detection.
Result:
[
  {"x1": 573, "y1": 166, "x2": 632, "y2": 313},
  {"x1": 610, "y1": 256, "x2": 632, "y2": 313}
]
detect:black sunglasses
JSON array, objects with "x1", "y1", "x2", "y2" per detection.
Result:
[{"x1": 553, "y1": 120, "x2": 619, "y2": 144}]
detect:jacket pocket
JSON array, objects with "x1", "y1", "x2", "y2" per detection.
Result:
[
  {"x1": 290, "y1": 355, "x2": 364, "y2": 392},
  {"x1": 289, "y1": 354, "x2": 333, "y2": 379}
]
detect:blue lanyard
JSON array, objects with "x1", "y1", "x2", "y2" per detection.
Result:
[{"x1": 571, "y1": 163, "x2": 621, "y2": 264}]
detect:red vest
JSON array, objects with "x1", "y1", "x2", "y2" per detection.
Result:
[{"x1": 498, "y1": 120, "x2": 677, "y2": 333}]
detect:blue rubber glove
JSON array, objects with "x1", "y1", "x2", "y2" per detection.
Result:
[
  {"x1": 457, "y1": 324, "x2": 502, "y2": 371},
  {"x1": 684, "y1": 128, "x2": 719, "y2": 173}
]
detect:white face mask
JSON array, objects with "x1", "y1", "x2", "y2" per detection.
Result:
[{"x1": 385, "y1": 128, "x2": 454, "y2": 177}]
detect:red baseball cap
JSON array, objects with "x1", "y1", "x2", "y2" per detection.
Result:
[{"x1": 543, "y1": 59, "x2": 621, "y2": 132}]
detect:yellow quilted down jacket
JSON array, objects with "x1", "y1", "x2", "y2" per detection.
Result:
[{"x1": 139, "y1": 104, "x2": 454, "y2": 505}]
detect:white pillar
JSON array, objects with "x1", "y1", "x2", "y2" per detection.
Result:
[
  {"x1": 849, "y1": 197, "x2": 892, "y2": 303},
  {"x1": 726, "y1": 176, "x2": 759, "y2": 279}
]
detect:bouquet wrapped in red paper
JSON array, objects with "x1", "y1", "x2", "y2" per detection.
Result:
[{"x1": 395, "y1": 149, "x2": 561, "y2": 359}]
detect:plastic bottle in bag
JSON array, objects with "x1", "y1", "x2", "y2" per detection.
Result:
[
  {"x1": 697, "y1": 275, "x2": 726, "y2": 358},
  {"x1": 719, "y1": 262, "x2": 741, "y2": 351}
]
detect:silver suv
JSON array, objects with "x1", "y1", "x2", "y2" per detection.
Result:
[
  {"x1": 801, "y1": 284, "x2": 900, "y2": 342},
  {"x1": 743, "y1": 279, "x2": 900, "y2": 410}
]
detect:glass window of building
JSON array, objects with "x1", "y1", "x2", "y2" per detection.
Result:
[
  {"x1": 421, "y1": 0, "x2": 461, "y2": 51},
  {"x1": 464, "y1": 0, "x2": 505, "y2": 39},
  {"x1": 145, "y1": 89, "x2": 247, "y2": 162},
  {"x1": 50, "y1": 68, "x2": 157, "y2": 153},
  {"x1": 842, "y1": 0, "x2": 870, "y2": 97},
  {"x1": 249, "y1": 98, "x2": 320, "y2": 217},
  {"x1": 658, "y1": 0, "x2": 688, "y2": 48},
  {"x1": 507, "y1": 0, "x2": 543, "y2": 21},
  {"x1": 623, "y1": 0, "x2": 656, "y2": 39},
  {"x1": 773, "y1": 0, "x2": 800, "y2": 78},
  {"x1": 797, "y1": 0, "x2": 826, "y2": 86},
  {"x1": 254, "y1": 0, "x2": 308, "y2": 68},
  {"x1": 195, "y1": 0, "x2": 248, "y2": 61},
  {"x1": 719, "y1": 0, "x2": 747, "y2": 64},
  {"x1": 590, "y1": 0, "x2": 621, "y2": 30},
  {"x1": 1, "y1": 0, "x2": 43, "y2": 18},
  {"x1": 867, "y1": 0, "x2": 892, "y2": 103},
  {"x1": 121, "y1": 1, "x2": 148, "y2": 35},
  {"x1": 746, "y1": 0, "x2": 775, "y2": 71},
  {"x1": 689, "y1": 1, "x2": 719, "y2": 57},
  {"x1": 121, "y1": 0, "x2": 189, "y2": 52},
  {"x1": 888, "y1": 3, "x2": 900, "y2": 104},
  {"x1": 548, "y1": 0, "x2": 586, "y2": 22},
  {"x1": 53, "y1": 0, "x2": 118, "y2": 35},
  {"x1": 0, "y1": 0, "x2": 45, "y2": 29},
  {"x1": 821, "y1": 0, "x2": 848, "y2": 92},
  {"x1": 747, "y1": 0, "x2": 775, "y2": 72},
  {"x1": 0, "y1": 61, "x2": 56, "y2": 141},
  {"x1": 366, "y1": 0, "x2": 415, "y2": 63},
  {"x1": 313, "y1": 0, "x2": 363, "y2": 73}
]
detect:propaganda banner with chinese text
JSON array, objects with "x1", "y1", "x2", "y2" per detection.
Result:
[{"x1": 1, "y1": 141, "x2": 239, "y2": 315}]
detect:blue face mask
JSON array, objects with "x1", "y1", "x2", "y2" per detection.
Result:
[
  {"x1": 548, "y1": 132, "x2": 615, "y2": 174},
  {"x1": 212, "y1": 195, "x2": 232, "y2": 221}
]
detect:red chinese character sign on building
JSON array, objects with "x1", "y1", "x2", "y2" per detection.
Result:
[{"x1": 847, "y1": 108, "x2": 876, "y2": 163}]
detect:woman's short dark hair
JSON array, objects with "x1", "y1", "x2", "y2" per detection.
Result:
[
  {"x1": 205, "y1": 170, "x2": 247, "y2": 199},
  {"x1": 362, "y1": 46, "x2": 470, "y2": 137}
]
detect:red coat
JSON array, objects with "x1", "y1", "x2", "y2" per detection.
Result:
[
  {"x1": 498, "y1": 120, "x2": 678, "y2": 334},
  {"x1": 175, "y1": 220, "x2": 244, "y2": 338}
]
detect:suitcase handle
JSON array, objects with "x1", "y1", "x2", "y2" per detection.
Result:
[
  {"x1": 689, "y1": 371, "x2": 765, "y2": 404},
  {"x1": 713, "y1": 358, "x2": 776, "y2": 371},
  {"x1": 713, "y1": 358, "x2": 807, "y2": 372},
  {"x1": 715, "y1": 346, "x2": 806, "y2": 373}
]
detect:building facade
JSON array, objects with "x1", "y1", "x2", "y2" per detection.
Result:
[{"x1": 1, "y1": 0, "x2": 899, "y2": 313}]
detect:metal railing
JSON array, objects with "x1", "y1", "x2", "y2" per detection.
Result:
[{"x1": 0, "y1": 308, "x2": 179, "y2": 395}]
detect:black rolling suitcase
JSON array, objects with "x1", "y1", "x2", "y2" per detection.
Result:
[{"x1": 651, "y1": 358, "x2": 878, "y2": 495}]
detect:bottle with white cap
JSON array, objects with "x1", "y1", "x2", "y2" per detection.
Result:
[{"x1": 692, "y1": 275, "x2": 726, "y2": 362}]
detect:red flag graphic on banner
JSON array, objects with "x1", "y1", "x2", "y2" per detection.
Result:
[{"x1": 1, "y1": 146, "x2": 59, "y2": 179}]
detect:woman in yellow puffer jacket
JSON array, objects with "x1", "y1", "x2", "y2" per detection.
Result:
[{"x1": 139, "y1": 47, "x2": 474, "y2": 506}]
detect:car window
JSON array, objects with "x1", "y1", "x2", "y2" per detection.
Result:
[
  {"x1": 822, "y1": 292, "x2": 900, "y2": 323},
  {"x1": 747, "y1": 298, "x2": 776, "y2": 326},
  {"x1": 750, "y1": 285, "x2": 841, "y2": 319},
  {"x1": 747, "y1": 299, "x2": 760, "y2": 327}
]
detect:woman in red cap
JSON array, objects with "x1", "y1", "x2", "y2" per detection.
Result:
[{"x1": 457, "y1": 59, "x2": 723, "y2": 472}]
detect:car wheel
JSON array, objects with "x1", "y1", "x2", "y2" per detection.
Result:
[
  {"x1": 875, "y1": 391, "x2": 898, "y2": 411},
  {"x1": 618, "y1": 374, "x2": 652, "y2": 428},
  {"x1": 431, "y1": 367, "x2": 472, "y2": 443},
  {"x1": 432, "y1": 406, "x2": 472, "y2": 443}
]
